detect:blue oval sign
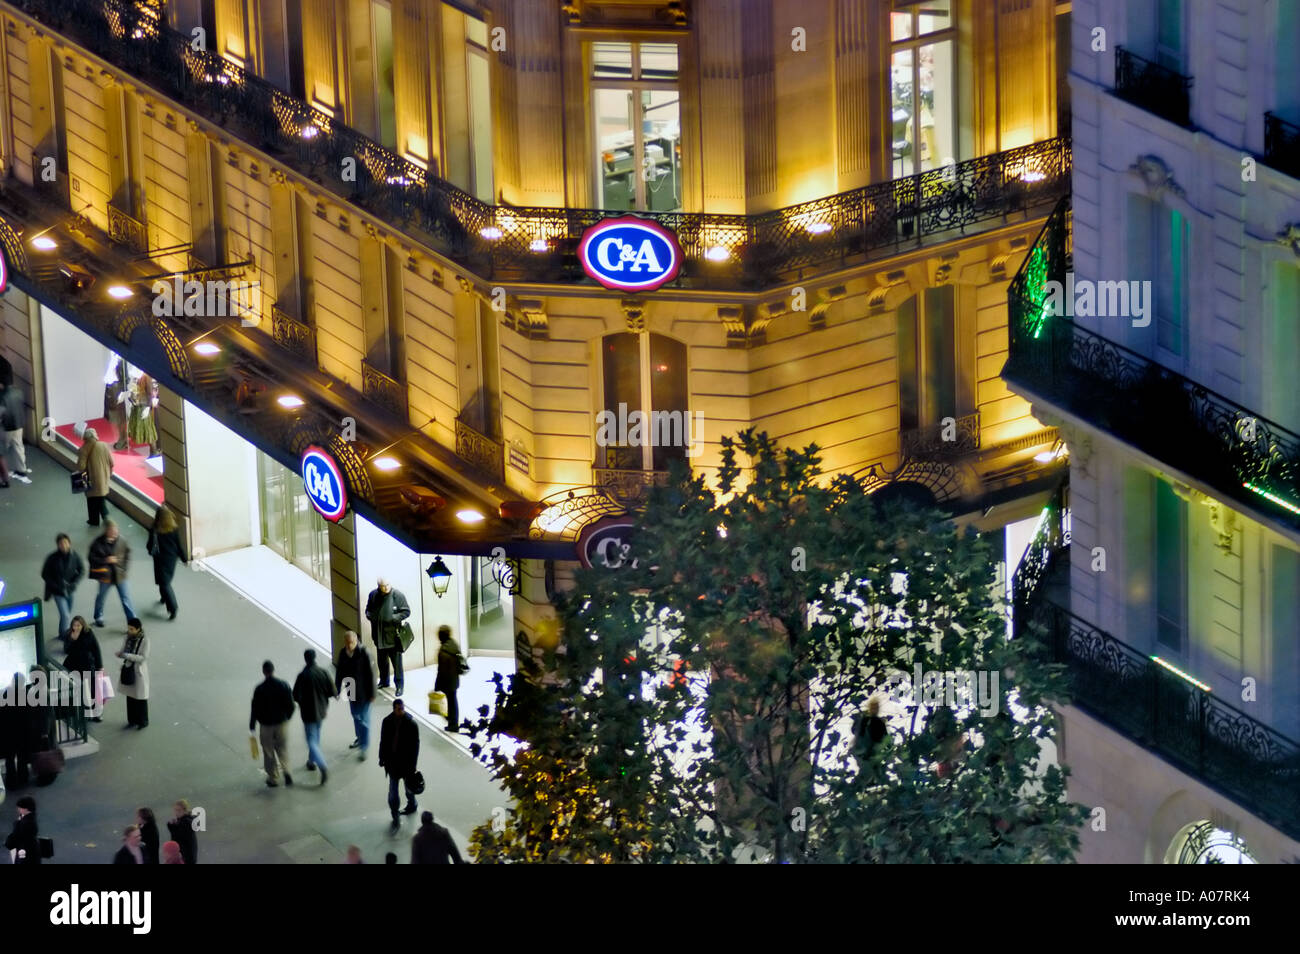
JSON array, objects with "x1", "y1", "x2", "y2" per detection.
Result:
[
  {"x1": 578, "y1": 216, "x2": 682, "y2": 292},
  {"x1": 301, "y1": 445, "x2": 348, "y2": 522}
]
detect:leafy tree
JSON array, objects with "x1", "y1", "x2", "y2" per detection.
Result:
[{"x1": 469, "y1": 430, "x2": 1086, "y2": 862}]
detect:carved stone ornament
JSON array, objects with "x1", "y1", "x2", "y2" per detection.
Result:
[
  {"x1": 1129, "y1": 155, "x2": 1186, "y2": 202},
  {"x1": 1275, "y1": 223, "x2": 1300, "y2": 258}
]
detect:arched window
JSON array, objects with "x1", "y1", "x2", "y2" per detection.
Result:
[
  {"x1": 599, "y1": 333, "x2": 689, "y2": 471},
  {"x1": 1166, "y1": 822, "x2": 1256, "y2": 864}
]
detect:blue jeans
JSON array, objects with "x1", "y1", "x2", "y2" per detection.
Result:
[
  {"x1": 387, "y1": 773, "x2": 416, "y2": 820},
  {"x1": 93, "y1": 581, "x2": 136, "y2": 623},
  {"x1": 350, "y1": 700, "x2": 370, "y2": 751},
  {"x1": 303, "y1": 721, "x2": 327, "y2": 771},
  {"x1": 52, "y1": 594, "x2": 73, "y2": 639}
]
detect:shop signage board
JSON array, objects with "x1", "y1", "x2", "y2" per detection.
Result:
[
  {"x1": 577, "y1": 216, "x2": 682, "y2": 292},
  {"x1": 301, "y1": 445, "x2": 348, "y2": 522},
  {"x1": 577, "y1": 516, "x2": 639, "y2": 569}
]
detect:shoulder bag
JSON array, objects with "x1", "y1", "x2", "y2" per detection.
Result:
[
  {"x1": 120, "y1": 636, "x2": 140, "y2": 686},
  {"x1": 398, "y1": 621, "x2": 415, "y2": 653},
  {"x1": 70, "y1": 471, "x2": 90, "y2": 494}
]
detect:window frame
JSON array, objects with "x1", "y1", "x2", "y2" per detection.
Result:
[
  {"x1": 889, "y1": 2, "x2": 959, "y2": 178},
  {"x1": 590, "y1": 41, "x2": 681, "y2": 212},
  {"x1": 598, "y1": 331, "x2": 689, "y2": 471},
  {"x1": 896, "y1": 286, "x2": 959, "y2": 432}
]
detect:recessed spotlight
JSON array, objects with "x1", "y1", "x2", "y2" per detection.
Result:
[
  {"x1": 456, "y1": 509, "x2": 485, "y2": 524},
  {"x1": 480, "y1": 227, "x2": 503, "y2": 241},
  {"x1": 371, "y1": 456, "x2": 401, "y2": 471},
  {"x1": 107, "y1": 285, "x2": 134, "y2": 300},
  {"x1": 193, "y1": 342, "x2": 220, "y2": 356},
  {"x1": 300, "y1": 124, "x2": 320, "y2": 139},
  {"x1": 277, "y1": 394, "x2": 305, "y2": 409},
  {"x1": 805, "y1": 222, "x2": 832, "y2": 235},
  {"x1": 705, "y1": 246, "x2": 730, "y2": 262},
  {"x1": 31, "y1": 236, "x2": 57, "y2": 251},
  {"x1": 529, "y1": 238, "x2": 548, "y2": 252},
  {"x1": 1021, "y1": 171, "x2": 1046, "y2": 183}
]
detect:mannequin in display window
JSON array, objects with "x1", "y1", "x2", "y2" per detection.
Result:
[
  {"x1": 127, "y1": 373, "x2": 160, "y2": 457},
  {"x1": 105, "y1": 360, "x2": 130, "y2": 450}
]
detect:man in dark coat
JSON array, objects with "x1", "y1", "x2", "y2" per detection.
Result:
[
  {"x1": 250, "y1": 661, "x2": 295, "y2": 787},
  {"x1": 293, "y1": 648, "x2": 335, "y2": 784},
  {"x1": 435, "y1": 625, "x2": 468, "y2": 734},
  {"x1": 378, "y1": 699, "x2": 420, "y2": 830},
  {"x1": 5, "y1": 796, "x2": 40, "y2": 865},
  {"x1": 335, "y1": 629, "x2": 376, "y2": 760},
  {"x1": 41, "y1": 534, "x2": 85, "y2": 641},
  {"x1": 365, "y1": 578, "x2": 411, "y2": 695},
  {"x1": 88, "y1": 521, "x2": 136, "y2": 627},
  {"x1": 0, "y1": 673, "x2": 42, "y2": 787},
  {"x1": 411, "y1": 811, "x2": 464, "y2": 864}
]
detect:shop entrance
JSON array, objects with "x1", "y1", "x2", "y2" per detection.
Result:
[{"x1": 257, "y1": 451, "x2": 330, "y2": 588}]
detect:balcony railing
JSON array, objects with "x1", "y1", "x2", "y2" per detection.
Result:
[
  {"x1": 900, "y1": 411, "x2": 980, "y2": 460},
  {"x1": 592, "y1": 466, "x2": 671, "y2": 505},
  {"x1": 1264, "y1": 111, "x2": 1300, "y2": 180},
  {"x1": 107, "y1": 204, "x2": 146, "y2": 253},
  {"x1": 270, "y1": 307, "x2": 315, "y2": 364},
  {"x1": 455, "y1": 417, "x2": 505, "y2": 483},
  {"x1": 1114, "y1": 46, "x2": 1193, "y2": 128},
  {"x1": 1012, "y1": 487, "x2": 1300, "y2": 841},
  {"x1": 1005, "y1": 197, "x2": 1300, "y2": 536},
  {"x1": 361, "y1": 360, "x2": 408, "y2": 421},
  {"x1": 11, "y1": 0, "x2": 1071, "y2": 292}
]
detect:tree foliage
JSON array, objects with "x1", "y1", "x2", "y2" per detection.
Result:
[{"x1": 470, "y1": 431, "x2": 1086, "y2": 863}]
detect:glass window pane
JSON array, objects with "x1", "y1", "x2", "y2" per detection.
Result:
[
  {"x1": 891, "y1": 12, "x2": 913, "y2": 41},
  {"x1": 918, "y1": 0, "x2": 952, "y2": 35},
  {"x1": 602, "y1": 333, "x2": 642, "y2": 468},
  {"x1": 593, "y1": 41, "x2": 633, "y2": 79},
  {"x1": 897, "y1": 295, "x2": 919, "y2": 431},
  {"x1": 595, "y1": 88, "x2": 635, "y2": 210},
  {"x1": 1157, "y1": 208, "x2": 1186, "y2": 355},
  {"x1": 467, "y1": 48, "x2": 493, "y2": 202},
  {"x1": 918, "y1": 41, "x2": 954, "y2": 170},
  {"x1": 642, "y1": 90, "x2": 680, "y2": 212},
  {"x1": 1156, "y1": 0, "x2": 1182, "y2": 68},
  {"x1": 372, "y1": 0, "x2": 396, "y2": 149},
  {"x1": 1154, "y1": 480, "x2": 1185, "y2": 651},
  {"x1": 649, "y1": 335, "x2": 688, "y2": 470},
  {"x1": 639, "y1": 42, "x2": 679, "y2": 81},
  {"x1": 465, "y1": 15, "x2": 487, "y2": 48},
  {"x1": 923, "y1": 286, "x2": 956, "y2": 423},
  {"x1": 891, "y1": 49, "x2": 914, "y2": 177}
]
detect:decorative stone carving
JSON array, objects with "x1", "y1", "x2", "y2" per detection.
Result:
[
  {"x1": 622, "y1": 299, "x2": 646, "y2": 333},
  {"x1": 1276, "y1": 223, "x2": 1300, "y2": 258},
  {"x1": 809, "y1": 283, "x2": 847, "y2": 328},
  {"x1": 1129, "y1": 155, "x2": 1186, "y2": 202},
  {"x1": 517, "y1": 298, "x2": 549, "y2": 338}
]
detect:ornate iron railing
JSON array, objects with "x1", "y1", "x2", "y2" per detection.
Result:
[
  {"x1": 41, "y1": 659, "x2": 90, "y2": 747},
  {"x1": 270, "y1": 307, "x2": 316, "y2": 364},
  {"x1": 107, "y1": 204, "x2": 146, "y2": 253},
  {"x1": 8, "y1": 0, "x2": 1071, "y2": 292},
  {"x1": 361, "y1": 360, "x2": 408, "y2": 421},
  {"x1": 1006, "y1": 197, "x2": 1300, "y2": 535},
  {"x1": 1009, "y1": 480, "x2": 1070, "y2": 640},
  {"x1": 901, "y1": 411, "x2": 980, "y2": 460},
  {"x1": 1114, "y1": 46, "x2": 1193, "y2": 128},
  {"x1": 592, "y1": 466, "x2": 671, "y2": 505},
  {"x1": 1264, "y1": 111, "x2": 1300, "y2": 180},
  {"x1": 455, "y1": 417, "x2": 505, "y2": 483}
]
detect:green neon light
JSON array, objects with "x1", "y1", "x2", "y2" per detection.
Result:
[
  {"x1": 1021, "y1": 245, "x2": 1053, "y2": 339},
  {"x1": 1243, "y1": 482, "x2": 1300, "y2": 516},
  {"x1": 1150, "y1": 656, "x2": 1212, "y2": 693}
]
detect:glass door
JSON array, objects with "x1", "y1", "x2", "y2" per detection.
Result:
[{"x1": 258, "y1": 451, "x2": 330, "y2": 587}]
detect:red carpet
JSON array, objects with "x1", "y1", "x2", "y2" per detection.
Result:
[{"x1": 56, "y1": 418, "x2": 165, "y2": 505}]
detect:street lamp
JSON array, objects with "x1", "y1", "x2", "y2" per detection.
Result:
[{"x1": 426, "y1": 556, "x2": 452, "y2": 598}]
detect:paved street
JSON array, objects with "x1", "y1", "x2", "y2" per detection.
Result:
[{"x1": 0, "y1": 447, "x2": 504, "y2": 863}]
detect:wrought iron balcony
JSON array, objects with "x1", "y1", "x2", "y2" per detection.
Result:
[
  {"x1": 1264, "y1": 112, "x2": 1300, "y2": 180},
  {"x1": 10, "y1": 0, "x2": 1071, "y2": 293},
  {"x1": 107, "y1": 204, "x2": 146, "y2": 253},
  {"x1": 361, "y1": 360, "x2": 408, "y2": 421},
  {"x1": 455, "y1": 417, "x2": 505, "y2": 483},
  {"x1": 900, "y1": 411, "x2": 980, "y2": 460},
  {"x1": 592, "y1": 466, "x2": 671, "y2": 505},
  {"x1": 1005, "y1": 197, "x2": 1300, "y2": 536},
  {"x1": 1113, "y1": 46, "x2": 1193, "y2": 129},
  {"x1": 1012, "y1": 486, "x2": 1300, "y2": 841},
  {"x1": 270, "y1": 307, "x2": 316, "y2": 365}
]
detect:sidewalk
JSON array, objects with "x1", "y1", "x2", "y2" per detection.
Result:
[{"x1": 0, "y1": 446, "x2": 505, "y2": 863}]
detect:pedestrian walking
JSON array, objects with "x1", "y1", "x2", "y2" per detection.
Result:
[
  {"x1": 41, "y1": 534, "x2": 85, "y2": 641},
  {"x1": 411, "y1": 811, "x2": 464, "y2": 864},
  {"x1": 0, "y1": 673, "x2": 43, "y2": 787},
  {"x1": 63, "y1": 617, "x2": 104, "y2": 723},
  {"x1": 5, "y1": 796, "x2": 39, "y2": 865},
  {"x1": 852, "y1": 696, "x2": 888, "y2": 763},
  {"x1": 146, "y1": 504, "x2": 186, "y2": 620},
  {"x1": 136, "y1": 807, "x2": 159, "y2": 864},
  {"x1": 115, "y1": 619, "x2": 150, "y2": 729},
  {"x1": 378, "y1": 698, "x2": 420, "y2": 831},
  {"x1": 166, "y1": 800, "x2": 198, "y2": 864},
  {"x1": 250, "y1": 661, "x2": 295, "y2": 787},
  {"x1": 435, "y1": 625, "x2": 468, "y2": 734},
  {"x1": 89, "y1": 521, "x2": 136, "y2": 627},
  {"x1": 0, "y1": 378, "x2": 31, "y2": 483},
  {"x1": 365, "y1": 577, "x2": 411, "y2": 695},
  {"x1": 292, "y1": 648, "x2": 334, "y2": 784},
  {"x1": 161, "y1": 840, "x2": 184, "y2": 864},
  {"x1": 344, "y1": 845, "x2": 364, "y2": 864},
  {"x1": 112, "y1": 825, "x2": 145, "y2": 864},
  {"x1": 76, "y1": 427, "x2": 115, "y2": 526},
  {"x1": 334, "y1": 629, "x2": 375, "y2": 761}
]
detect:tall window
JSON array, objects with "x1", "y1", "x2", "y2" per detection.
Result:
[
  {"x1": 1277, "y1": 1, "x2": 1300, "y2": 120},
  {"x1": 1154, "y1": 479, "x2": 1187, "y2": 652},
  {"x1": 1124, "y1": 470, "x2": 1187, "y2": 654},
  {"x1": 1127, "y1": 0, "x2": 1185, "y2": 72},
  {"x1": 896, "y1": 287, "x2": 957, "y2": 432},
  {"x1": 1268, "y1": 265, "x2": 1300, "y2": 433},
  {"x1": 592, "y1": 42, "x2": 681, "y2": 212},
  {"x1": 600, "y1": 333, "x2": 688, "y2": 471},
  {"x1": 253, "y1": 0, "x2": 304, "y2": 98},
  {"x1": 890, "y1": 0, "x2": 957, "y2": 177},
  {"x1": 465, "y1": 18, "x2": 494, "y2": 202},
  {"x1": 1128, "y1": 194, "x2": 1188, "y2": 358},
  {"x1": 371, "y1": 0, "x2": 396, "y2": 150}
]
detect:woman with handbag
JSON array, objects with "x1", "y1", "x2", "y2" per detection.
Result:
[
  {"x1": 75, "y1": 427, "x2": 114, "y2": 527},
  {"x1": 147, "y1": 504, "x2": 186, "y2": 620},
  {"x1": 116, "y1": 619, "x2": 150, "y2": 729},
  {"x1": 63, "y1": 617, "x2": 104, "y2": 723}
]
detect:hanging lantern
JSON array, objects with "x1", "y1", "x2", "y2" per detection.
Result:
[{"x1": 425, "y1": 556, "x2": 452, "y2": 597}]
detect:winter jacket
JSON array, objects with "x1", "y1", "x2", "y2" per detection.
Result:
[
  {"x1": 139, "y1": 818, "x2": 160, "y2": 865},
  {"x1": 113, "y1": 845, "x2": 144, "y2": 865},
  {"x1": 64, "y1": 629, "x2": 103, "y2": 675},
  {"x1": 293, "y1": 663, "x2": 335, "y2": 724},
  {"x1": 41, "y1": 549, "x2": 85, "y2": 600},
  {"x1": 118, "y1": 633, "x2": 150, "y2": 701},
  {"x1": 5, "y1": 813, "x2": 40, "y2": 865},
  {"x1": 334, "y1": 645, "x2": 376, "y2": 704},
  {"x1": 147, "y1": 528, "x2": 186, "y2": 585},
  {"x1": 76, "y1": 433, "x2": 114, "y2": 497},
  {"x1": 365, "y1": 588, "x2": 410, "y2": 650},
  {"x1": 435, "y1": 636, "x2": 466, "y2": 691},
  {"x1": 0, "y1": 384, "x2": 23, "y2": 431},
  {"x1": 411, "y1": 820, "x2": 464, "y2": 864},
  {"x1": 88, "y1": 534, "x2": 130, "y2": 584},
  {"x1": 249, "y1": 677, "x2": 295, "y2": 731},
  {"x1": 167, "y1": 814, "x2": 198, "y2": 865},
  {"x1": 378, "y1": 710, "x2": 419, "y2": 778}
]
